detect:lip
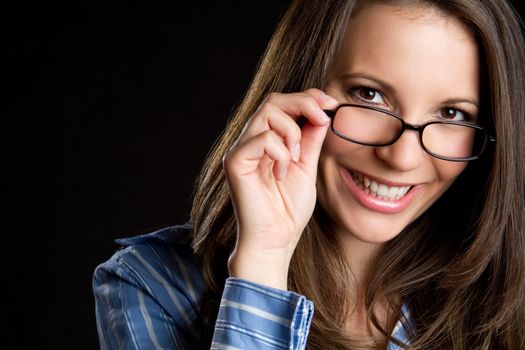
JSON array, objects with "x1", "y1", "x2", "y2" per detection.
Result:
[
  {"x1": 339, "y1": 167, "x2": 423, "y2": 214},
  {"x1": 354, "y1": 170, "x2": 418, "y2": 187}
]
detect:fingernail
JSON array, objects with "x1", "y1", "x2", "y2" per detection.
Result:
[
  {"x1": 292, "y1": 143, "x2": 300, "y2": 162},
  {"x1": 321, "y1": 93, "x2": 339, "y2": 107},
  {"x1": 318, "y1": 110, "x2": 330, "y2": 124}
]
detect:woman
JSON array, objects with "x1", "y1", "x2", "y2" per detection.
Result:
[{"x1": 94, "y1": 0, "x2": 525, "y2": 349}]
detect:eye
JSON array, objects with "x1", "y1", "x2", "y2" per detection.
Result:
[
  {"x1": 349, "y1": 87, "x2": 387, "y2": 106},
  {"x1": 440, "y1": 107, "x2": 471, "y2": 121}
]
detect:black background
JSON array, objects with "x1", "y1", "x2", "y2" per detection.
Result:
[
  {"x1": 3, "y1": 1, "x2": 290, "y2": 348},
  {"x1": 3, "y1": 1, "x2": 523, "y2": 349}
]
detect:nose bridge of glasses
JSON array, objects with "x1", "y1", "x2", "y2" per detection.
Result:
[
  {"x1": 390, "y1": 119, "x2": 425, "y2": 151},
  {"x1": 374, "y1": 122, "x2": 425, "y2": 170},
  {"x1": 401, "y1": 121, "x2": 426, "y2": 135},
  {"x1": 373, "y1": 109, "x2": 425, "y2": 142}
]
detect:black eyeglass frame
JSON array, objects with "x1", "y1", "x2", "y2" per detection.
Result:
[{"x1": 324, "y1": 103, "x2": 496, "y2": 162}]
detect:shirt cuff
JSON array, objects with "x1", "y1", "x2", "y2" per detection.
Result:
[{"x1": 211, "y1": 277, "x2": 314, "y2": 350}]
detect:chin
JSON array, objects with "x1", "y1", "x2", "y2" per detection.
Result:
[
  {"x1": 320, "y1": 196, "x2": 411, "y2": 244},
  {"x1": 316, "y1": 165, "x2": 426, "y2": 246}
]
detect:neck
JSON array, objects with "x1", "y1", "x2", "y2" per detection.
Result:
[
  {"x1": 337, "y1": 231, "x2": 383, "y2": 295},
  {"x1": 336, "y1": 229, "x2": 393, "y2": 338}
]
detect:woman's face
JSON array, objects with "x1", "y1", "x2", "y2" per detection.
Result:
[{"x1": 318, "y1": 3, "x2": 480, "y2": 244}]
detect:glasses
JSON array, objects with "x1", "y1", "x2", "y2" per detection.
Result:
[{"x1": 324, "y1": 104, "x2": 496, "y2": 162}]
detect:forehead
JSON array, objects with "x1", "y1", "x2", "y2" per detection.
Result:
[
  {"x1": 331, "y1": 3, "x2": 480, "y2": 102},
  {"x1": 347, "y1": 3, "x2": 475, "y2": 55}
]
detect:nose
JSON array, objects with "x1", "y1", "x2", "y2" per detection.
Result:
[{"x1": 374, "y1": 129, "x2": 424, "y2": 171}]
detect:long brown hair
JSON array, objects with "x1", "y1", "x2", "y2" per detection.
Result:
[{"x1": 190, "y1": 0, "x2": 525, "y2": 348}]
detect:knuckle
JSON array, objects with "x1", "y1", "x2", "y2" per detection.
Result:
[
  {"x1": 290, "y1": 124, "x2": 302, "y2": 142},
  {"x1": 265, "y1": 92, "x2": 280, "y2": 104},
  {"x1": 305, "y1": 87, "x2": 322, "y2": 96},
  {"x1": 257, "y1": 103, "x2": 274, "y2": 117},
  {"x1": 306, "y1": 94, "x2": 319, "y2": 105},
  {"x1": 262, "y1": 130, "x2": 277, "y2": 142},
  {"x1": 270, "y1": 133, "x2": 290, "y2": 159},
  {"x1": 263, "y1": 131, "x2": 287, "y2": 155},
  {"x1": 304, "y1": 95, "x2": 320, "y2": 112}
]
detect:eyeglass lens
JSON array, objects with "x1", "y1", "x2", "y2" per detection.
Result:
[{"x1": 332, "y1": 106, "x2": 486, "y2": 160}]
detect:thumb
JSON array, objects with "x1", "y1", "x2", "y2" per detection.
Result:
[
  {"x1": 298, "y1": 121, "x2": 330, "y2": 176},
  {"x1": 297, "y1": 90, "x2": 338, "y2": 175}
]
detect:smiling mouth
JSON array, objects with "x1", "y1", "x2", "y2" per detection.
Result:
[{"x1": 349, "y1": 170, "x2": 414, "y2": 201}]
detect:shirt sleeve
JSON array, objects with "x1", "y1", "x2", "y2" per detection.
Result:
[
  {"x1": 93, "y1": 242, "x2": 203, "y2": 350},
  {"x1": 211, "y1": 278, "x2": 314, "y2": 350},
  {"x1": 93, "y1": 239, "x2": 314, "y2": 350}
]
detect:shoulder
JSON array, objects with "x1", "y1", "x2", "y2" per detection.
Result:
[
  {"x1": 109, "y1": 224, "x2": 200, "y2": 284},
  {"x1": 93, "y1": 224, "x2": 207, "y2": 335}
]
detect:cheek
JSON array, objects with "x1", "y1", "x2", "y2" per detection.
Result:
[
  {"x1": 322, "y1": 128, "x2": 364, "y2": 157},
  {"x1": 432, "y1": 158, "x2": 469, "y2": 182}
]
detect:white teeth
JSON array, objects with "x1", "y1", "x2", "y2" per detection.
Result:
[
  {"x1": 388, "y1": 186, "x2": 399, "y2": 198},
  {"x1": 351, "y1": 170, "x2": 412, "y2": 201},
  {"x1": 377, "y1": 184, "x2": 388, "y2": 196}
]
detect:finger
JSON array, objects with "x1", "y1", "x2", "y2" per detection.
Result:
[
  {"x1": 238, "y1": 89, "x2": 338, "y2": 159},
  {"x1": 263, "y1": 89, "x2": 337, "y2": 127},
  {"x1": 302, "y1": 88, "x2": 339, "y2": 111},
  {"x1": 240, "y1": 89, "x2": 336, "y2": 141},
  {"x1": 238, "y1": 104, "x2": 302, "y2": 161},
  {"x1": 297, "y1": 121, "x2": 330, "y2": 175},
  {"x1": 292, "y1": 89, "x2": 337, "y2": 172},
  {"x1": 224, "y1": 130, "x2": 291, "y2": 181}
]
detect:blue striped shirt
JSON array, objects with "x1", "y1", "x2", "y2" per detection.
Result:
[{"x1": 93, "y1": 225, "x2": 410, "y2": 349}]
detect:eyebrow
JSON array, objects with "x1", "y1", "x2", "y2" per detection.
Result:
[
  {"x1": 340, "y1": 72, "x2": 397, "y2": 98},
  {"x1": 340, "y1": 72, "x2": 480, "y2": 110},
  {"x1": 440, "y1": 98, "x2": 480, "y2": 110}
]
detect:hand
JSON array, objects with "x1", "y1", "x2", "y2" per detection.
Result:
[{"x1": 223, "y1": 88, "x2": 338, "y2": 289}]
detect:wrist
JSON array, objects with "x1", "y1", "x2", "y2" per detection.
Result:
[{"x1": 228, "y1": 248, "x2": 290, "y2": 290}]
